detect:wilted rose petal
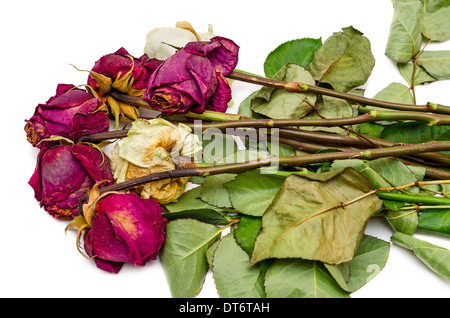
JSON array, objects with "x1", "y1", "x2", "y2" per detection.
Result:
[
  {"x1": 24, "y1": 84, "x2": 109, "y2": 148},
  {"x1": 144, "y1": 36, "x2": 239, "y2": 115},
  {"x1": 29, "y1": 144, "x2": 114, "y2": 220},
  {"x1": 82, "y1": 192, "x2": 167, "y2": 273},
  {"x1": 184, "y1": 36, "x2": 239, "y2": 76},
  {"x1": 111, "y1": 118, "x2": 201, "y2": 204},
  {"x1": 87, "y1": 48, "x2": 163, "y2": 126}
]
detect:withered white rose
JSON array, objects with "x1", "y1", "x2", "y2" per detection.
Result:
[
  {"x1": 110, "y1": 118, "x2": 201, "y2": 204},
  {"x1": 144, "y1": 21, "x2": 214, "y2": 60}
]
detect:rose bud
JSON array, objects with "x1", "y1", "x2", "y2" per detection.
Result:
[
  {"x1": 66, "y1": 185, "x2": 167, "y2": 273},
  {"x1": 24, "y1": 84, "x2": 109, "y2": 149},
  {"x1": 110, "y1": 118, "x2": 201, "y2": 204},
  {"x1": 28, "y1": 143, "x2": 114, "y2": 220},
  {"x1": 87, "y1": 48, "x2": 163, "y2": 127},
  {"x1": 143, "y1": 36, "x2": 239, "y2": 115}
]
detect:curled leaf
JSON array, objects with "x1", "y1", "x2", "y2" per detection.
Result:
[
  {"x1": 308, "y1": 26, "x2": 375, "y2": 92},
  {"x1": 391, "y1": 232, "x2": 450, "y2": 278},
  {"x1": 385, "y1": 1, "x2": 424, "y2": 62},
  {"x1": 250, "y1": 168, "x2": 383, "y2": 265}
]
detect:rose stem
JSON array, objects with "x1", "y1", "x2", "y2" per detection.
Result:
[
  {"x1": 77, "y1": 128, "x2": 450, "y2": 176},
  {"x1": 376, "y1": 192, "x2": 450, "y2": 205},
  {"x1": 109, "y1": 89, "x2": 450, "y2": 126},
  {"x1": 273, "y1": 128, "x2": 450, "y2": 166},
  {"x1": 77, "y1": 139, "x2": 450, "y2": 214},
  {"x1": 227, "y1": 71, "x2": 450, "y2": 115},
  {"x1": 77, "y1": 116, "x2": 450, "y2": 167}
]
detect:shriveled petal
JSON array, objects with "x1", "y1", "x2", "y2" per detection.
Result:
[
  {"x1": 85, "y1": 211, "x2": 134, "y2": 264},
  {"x1": 24, "y1": 119, "x2": 48, "y2": 147},
  {"x1": 205, "y1": 73, "x2": 232, "y2": 113},
  {"x1": 30, "y1": 144, "x2": 113, "y2": 219},
  {"x1": 46, "y1": 84, "x2": 91, "y2": 106},
  {"x1": 185, "y1": 54, "x2": 218, "y2": 108},
  {"x1": 69, "y1": 99, "x2": 109, "y2": 140},
  {"x1": 207, "y1": 36, "x2": 240, "y2": 75},
  {"x1": 184, "y1": 36, "x2": 239, "y2": 75},
  {"x1": 88, "y1": 47, "x2": 159, "y2": 94},
  {"x1": 25, "y1": 84, "x2": 109, "y2": 148},
  {"x1": 147, "y1": 87, "x2": 194, "y2": 114},
  {"x1": 72, "y1": 144, "x2": 114, "y2": 185},
  {"x1": 95, "y1": 193, "x2": 167, "y2": 265},
  {"x1": 147, "y1": 50, "x2": 194, "y2": 87},
  {"x1": 117, "y1": 119, "x2": 178, "y2": 167},
  {"x1": 40, "y1": 146, "x2": 87, "y2": 205}
]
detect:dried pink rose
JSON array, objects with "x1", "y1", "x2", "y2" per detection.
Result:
[
  {"x1": 144, "y1": 36, "x2": 239, "y2": 115},
  {"x1": 28, "y1": 144, "x2": 114, "y2": 220},
  {"x1": 77, "y1": 192, "x2": 167, "y2": 273},
  {"x1": 24, "y1": 84, "x2": 109, "y2": 149},
  {"x1": 87, "y1": 47, "x2": 163, "y2": 126}
]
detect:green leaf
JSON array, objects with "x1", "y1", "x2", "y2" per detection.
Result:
[
  {"x1": 385, "y1": 1, "x2": 424, "y2": 62},
  {"x1": 250, "y1": 168, "x2": 383, "y2": 265},
  {"x1": 308, "y1": 26, "x2": 375, "y2": 92},
  {"x1": 422, "y1": 0, "x2": 450, "y2": 42},
  {"x1": 391, "y1": 231, "x2": 450, "y2": 278},
  {"x1": 225, "y1": 169, "x2": 285, "y2": 216},
  {"x1": 418, "y1": 209, "x2": 450, "y2": 235},
  {"x1": 332, "y1": 157, "x2": 424, "y2": 232},
  {"x1": 264, "y1": 259, "x2": 350, "y2": 298},
  {"x1": 234, "y1": 215, "x2": 262, "y2": 256},
  {"x1": 330, "y1": 159, "x2": 391, "y2": 188},
  {"x1": 237, "y1": 91, "x2": 264, "y2": 119},
  {"x1": 160, "y1": 219, "x2": 222, "y2": 298},
  {"x1": 206, "y1": 238, "x2": 221, "y2": 268},
  {"x1": 188, "y1": 176, "x2": 205, "y2": 184},
  {"x1": 384, "y1": 208, "x2": 418, "y2": 235},
  {"x1": 202, "y1": 129, "x2": 239, "y2": 164},
  {"x1": 366, "y1": 157, "x2": 422, "y2": 191},
  {"x1": 298, "y1": 94, "x2": 358, "y2": 135},
  {"x1": 416, "y1": 50, "x2": 450, "y2": 80},
  {"x1": 372, "y1": 82, "x2": 414, "y2": 105},
  {"x1": 324, "y1": 235, "x2": 390, "y2": 293},
  {"x1": 380, "y1": 121, "x2": 450, "y2": 155},
  {"x1": 163, "y1": 209, "x2": 229, "y2": 225},
  {"x1": 358, "y1": 122, "x2": 385, "y2": 138},
  {"x1": 250, "y1": 63, "x2": 316, "y2": 119},
  {"x1": 382, "y1": 121, "x2": 450, "y2": 142},
  {"x1": 263, "y1": 38, "x2": 322, "y2": 78},
  {"x1": 199, "y1": 174, "x2": 236, "y2": 208},
  {"x1": 211, "y1": 234, "x2": 266, "y2": 298},
  {"x1": 164, "y1": 186, "x2": 217, "y2": 212},
  {"x1": 365, "y1": 83, "x2": 415, "y2": 125},
  {"x1": 398, "y1": 62, "x2": 436, "y2": 86}
]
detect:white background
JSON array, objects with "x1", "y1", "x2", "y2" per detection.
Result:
[{"x1": 1, "y1": 0, "x2": 449, "y2": 298}]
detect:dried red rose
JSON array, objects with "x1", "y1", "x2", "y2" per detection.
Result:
[
  {"x1": 87, "y1": 47, "x2": 163, "y2": 126},
  {"x1": 24, "y1": 84, "x2": 109, "y2": 149},
  {"x1": 28, "y1": 144, "x2": 114, "y2": 220},
  {"x1": 70, "y1": 190, "x2": 167, "y2": 273},
  {"x1": 144, "y1": 36, "x2": 239, "y2": 115}
]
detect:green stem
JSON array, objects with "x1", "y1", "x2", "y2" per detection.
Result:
[
  {"x1": 411, "y1": 59, "x2": 418, "y2": 105},
  {"x1": 400, "y1": 205, "x2": 450, "y2": 210},
  {"x1": 377, "y1": 192, "x2": 450, "y2": 205},
  {"x1": 184, "y1": 110, "x2": 246, "y2": 122},
  {"x1": 110, "y1": 89, "x2": 450, "y2": 126},
  {"x1": 77, "y1": 113, "x2": 450, "y2": 167},
  {"x1": 228, "y1": 70, "x2": 450, "y2": 115},
  {"x1": 78, "y1": 140, "x2": 450, "y2": 208}
]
